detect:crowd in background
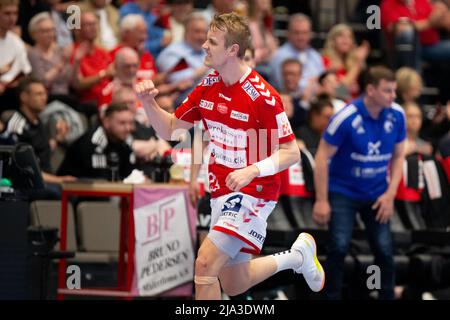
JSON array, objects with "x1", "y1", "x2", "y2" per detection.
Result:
[{"x1": 0, "y1": 0, "x2": 449, "y2": 300}]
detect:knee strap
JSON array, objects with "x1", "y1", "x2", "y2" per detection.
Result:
[{"x1": 194, "y1": 275, "x2": 218, "y2": 285}]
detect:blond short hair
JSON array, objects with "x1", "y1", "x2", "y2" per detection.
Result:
[
  {"x1": 403, "y1": 101, "x2": 421, "y2": 113},
  {"x1": 210, "y1": 13, "x2": 251, "y2": 58},
  {"x1": 396, "y1": 67, "x2": 423, "y2": 95}
]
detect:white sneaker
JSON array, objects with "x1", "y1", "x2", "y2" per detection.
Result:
[{"x1": 292, "y1": 233, "x2": 325, "y2": 292}]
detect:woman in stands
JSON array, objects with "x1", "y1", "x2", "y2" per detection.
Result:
[
  {"x1": 395, "y1": 67, "x2": 423, "y2": 105},
  {"x1": 27, "y1": 12, "x2": 77, "y2": 109},
  {"x1": 404, "y1": 102, "x2": 433, "y2": 156},
  {"x1": 322, "y1": 23, "x2": 370, "y2": 100},
  {"x1": 246, "y1": 0, "x2": 278, "y2": 66}
]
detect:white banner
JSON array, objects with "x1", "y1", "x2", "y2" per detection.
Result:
[{"x1": 134, "y1": 192, "x2": 195, "y2": 296}]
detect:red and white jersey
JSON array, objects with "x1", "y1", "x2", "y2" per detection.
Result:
[{"x1": 174, "y1": 67, "x2": 295, "y2": 201}]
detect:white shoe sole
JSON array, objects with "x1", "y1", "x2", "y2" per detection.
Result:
[{"x1": 293, "y1": 233, "x2": 325, "y2": 292}]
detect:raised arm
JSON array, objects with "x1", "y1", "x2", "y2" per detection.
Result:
[{"x1": 135, "y1": 80, "x2": 194, "y2": 140}]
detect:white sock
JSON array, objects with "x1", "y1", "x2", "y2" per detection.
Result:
[{"x1": 271, "y1": 249, "x2": 303, "y2": 273}]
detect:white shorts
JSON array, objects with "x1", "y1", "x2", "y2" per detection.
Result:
[{"x1": 207, "y1": 192, "x2": 276, "y2": 264}]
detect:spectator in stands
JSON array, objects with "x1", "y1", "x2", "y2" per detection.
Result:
[
  {"x1": 426, "y1": 99, "x2": 450, "y2": 148},
  {"x1": 280, "y1": 58, "x2": 311, "y2": 131},
  {"x1": 114, "y1": 14, "x2": 193, "y2": 102},
  {"x1": 27, "y1": 12, "x2": 76, "y2": 108},
  {"x1": 120, "y1": 0, "x2": 171, "y2": 57},
  {"x1": 281, "y1": 58, "x2": 302, "y2": 98},
  {"x1": 295, "y1": 97, "x2": 334, "y2": 156},
  {"x1": 45, "y1": 0, "x2": 73, "y2": 48},
  {"x1": 165, "y1": 0, "x2": 194, "y2": 44},
  {"x1": 0, "y1": 78, "x2": 76, "y2": 190},
  {"x1": 156, "y1": 11, "x2": 209, "y2": 105},
  {"x1": 438, "y1": 131, "x2": 450, "y2": 182},
  {"x1": 322, "y1": 23, "x2": 370, "y2": 99},
  {"x1": 395, "y1": 67, "x2": 423, "y2": 105},
  {"x1": 112, "y1": 14, "x2": 164, "y2": 85},
  {"x1": 247, "y1": 0, "x2": 278, "y2": 66},
  {"x1": 71, "y1": 11, "x2": 114, "y2": 109},
  {"x1": 404, "y1": 102, "x2": 433, "y2": 156},
  {"x1": 380, "y1": 0, "x2": 450, "y2": 70},
  {"x1": 270, "y1": 14, "x2": 324, "y2": 93},
  {"x1": 243, "y1": 47, "x2": 256, "y2": 69},
  {"x1": 317, "y1": 71, "x2": 347, "y2": 113},
  {"x1": 112, "y1": 87, "x2": 170, "y2": 164},
  {"x1": 156, "y1": 12, "x2": 209, "y2": 86},
  {"x1": 98, "y1": 47, "x2": 140, "y2": 113},
  {"x1": 78, "y1": 0, "x2": 120, "y2": 50},
  {"x1": 0, "y1": 0, "x2": 32, "y2": 112},
  {"x1": 58, "y1": 103, "x2": 137, "y2": 180},
  {"x1": 18, "y1": 0, "x2": 50, "y2": 45},
  {"x1": 112, "y1": 86, "x2": 171, "y2": 163},
  {"x1": 313, "y1": 66, "x2": 406, "y2": 300}
]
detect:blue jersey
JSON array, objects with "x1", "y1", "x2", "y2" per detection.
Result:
[{"x1": 323, "y1": 97, "x2": 406, "y2": 200}]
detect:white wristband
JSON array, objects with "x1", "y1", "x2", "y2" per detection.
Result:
[{"x1": 254, "y1": 157, "x2": 276, "y2": 177}]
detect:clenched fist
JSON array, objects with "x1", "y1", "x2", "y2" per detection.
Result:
[{"x1": 135, "y1": 80, "x2": 160, "y2": 103}]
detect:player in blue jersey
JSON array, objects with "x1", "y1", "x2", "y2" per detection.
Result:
[{"x1": 313, "y1": 66, "x2": 406, "y2": 300}]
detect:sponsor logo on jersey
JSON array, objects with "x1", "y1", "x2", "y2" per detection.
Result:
[
  {"x1": 223, "y1": 221, "x2": 239, "y2": 230},
  {"x1": 202, "y1": 76, "x2": 220, "y2": 86},
  {"x1": 219, "y1": 93, "x2": 231, "y2": 101},
  {"x1": 351, "y1": 166, "x2": 388, "y2": 178},
  {"x1": 242, "y1": 80, "x2": 260, "y2": 101},
  {"x1": 222, "y1": 194, "x2": 243, "y2": 213},
  {"x1": 217, "y1": 103, "x2": 228, "y2": 114},
  {"x1": 248, "y1": 230, "x2": 265, "y2": 243},
  {"x1": 209, "y1": 144, "x2": 247, "y2": 168},
  {"x1": 350, "y1": 141, "x2": 392, "y2": 162},
  {"x1": 204, "y1": 119, "x2": 247, "y2": 148},
  {"x1": 199, "y1": 99, "x2": 214, "y2": 110},
  {"x1": 276, "y1": 112, "x2": 293, "y2": 138},
  {"x1": 230, "y1": 110, "x2": 249, "y2": 122},
  {"x1": 350, "y1": 153, "x2": 392, "y2": 162},
  {"x1": 368, "y1": 141, "x2": 381, "y2": 155},
  {"x1": 221, "y1": 211, "x2": 238, "y2": 218}
]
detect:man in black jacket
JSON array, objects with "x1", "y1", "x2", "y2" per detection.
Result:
[{"x1": 58, "y1": 103, "x2": 136, "y2": 180}]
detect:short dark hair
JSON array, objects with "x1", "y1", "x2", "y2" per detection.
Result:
[
  {"x1": 364, "y1": 66, "x2": 395, "y2": 88},
  {"x1": 104, "y1": 103, "x2": 132, "y2": 118},
  {"x1": 310, "y1": 95, "x2": 333, "y2": 116},
  {"x1": 17, "y1": 77, "x2": 44, "y2": 96},
  {"x1": 318, "y1": 71, "x2": 336, "y2": 85},
  {"x1": 281, "y1": 58, "x2": 302, "y2": 71}
]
